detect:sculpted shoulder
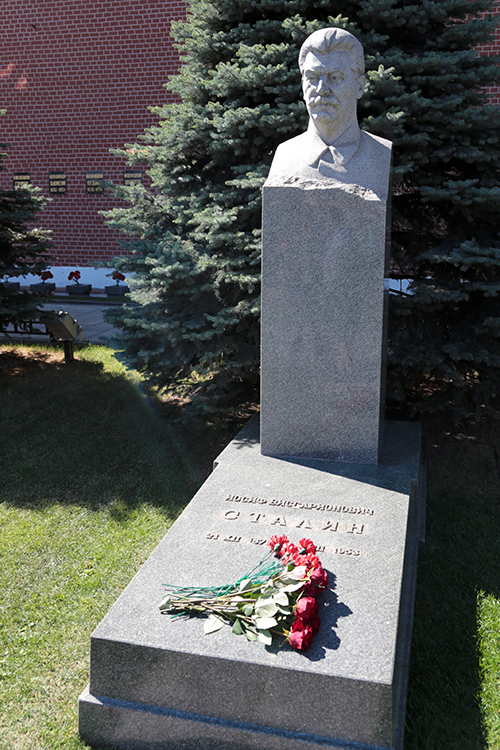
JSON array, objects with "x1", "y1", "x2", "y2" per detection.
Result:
[
  {"x1": 266, "y1": 129, "x2": 392, "y2": 200},
  {"x1": 268, "y1": 132, "x2": 314, "y2": 178}
]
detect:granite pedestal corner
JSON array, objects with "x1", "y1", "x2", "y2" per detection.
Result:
[{"x1": 79, "y1": 418, "x2": 424, "y2": 750}]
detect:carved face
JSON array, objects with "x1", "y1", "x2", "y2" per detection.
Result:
[{"x1": 301, "y1": 50, "x2": 365, "y2": 133}]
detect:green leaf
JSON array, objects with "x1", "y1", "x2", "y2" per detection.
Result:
[
  {"x1": 238, "y1": 579, "x2": 253, "y2": 593},
  {"x1": 279, "y1": 581, "x2": 305, "y2": 594},
  {"x1": 158, "y1": 595, "x2": 173, "y2": 612},
  {"x1": 276, "y1": 605, "x2": 291, "y2": 615},
  {"x1": 255, "y1": 617, "x2": 278, "y2": 630},
  {"x1": 204, "y1": 614, "x2": 225, "y2": 635},
  {"x1": 232, "y1": 618, "x2": 244, "y2": 635},
  {"x1": 243, "y1": 627, "x2": 257, "y2": 642},
  {"x1": 242, "y1": 603, "x2": 254, "y2": 617},
  {"x1": 255, "y1": 598, "x2": 278, "y2": 618},
  {"x1": 257, "y1": 629, "x2": 273, "y2": 646},
  {"x1": 286, "y1": 565, "x2": 307, "y2": 580},
  {"x1": 273, "y1": 591, "x2": 289, "y2": 606}
]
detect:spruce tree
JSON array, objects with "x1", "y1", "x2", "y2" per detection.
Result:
[
  {"x1": 104, "y1": 0, "x2": 500, "y2": 417},
  {"x1": 0, "y1": 117, "x2": 53, "y2": 328}
]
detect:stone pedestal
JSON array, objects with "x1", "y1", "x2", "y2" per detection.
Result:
[
  {"x1": 79, "y1": 418, "x2": 424, "y2": 750},
  {"x1": 261, "y1": 180, "x2": 390, "y2": 464}
]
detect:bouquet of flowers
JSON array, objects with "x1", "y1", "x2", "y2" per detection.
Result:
[{"x1": 159, "y1": 535, "x2": 328, "y2": 651}]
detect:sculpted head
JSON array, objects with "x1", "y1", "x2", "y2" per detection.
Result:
[{"x1": 299, "y1": 29, "x2": 366, "y2": 139}]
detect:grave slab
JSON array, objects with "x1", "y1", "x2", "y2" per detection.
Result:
[{"x1": 79, "y1": 418, "x2": 424, "y2": 750}]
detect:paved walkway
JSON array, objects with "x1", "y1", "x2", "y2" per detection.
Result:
[
  {"x1": 42, "y1": 302, "x2": 121, "y2": 344},
  {"x1": 0, "y1": 301, "x2": 122, "y2": 346}
]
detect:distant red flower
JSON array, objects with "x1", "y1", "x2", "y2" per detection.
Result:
[
  {"x1": 112, "y1": 270, "x2": 125, "y2": 283},
  {"x1": 40, "y1": 271, "x2": 53, "y2": 282},
  {"x1": 68, "y1": 270, "x2": 81, "y2": 283}
]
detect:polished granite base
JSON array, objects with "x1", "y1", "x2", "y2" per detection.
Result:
[{"x1": 79, "y1": 418, "x2": 424, "y2": 750}]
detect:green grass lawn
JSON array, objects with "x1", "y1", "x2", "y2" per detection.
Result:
[
  {"x1": 405, "y1": 413, "x2": 500, "y2": 750},
  {"x1": 1, "y1": 343, "x2": 499, "y2": 750},
  {"x1": 0, "y1": 343, "x2": 240, "y2": 750}
]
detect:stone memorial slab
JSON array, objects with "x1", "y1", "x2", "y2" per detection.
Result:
[{"x1": 78, "y1": 419, "x2": 423, "y2": 750}]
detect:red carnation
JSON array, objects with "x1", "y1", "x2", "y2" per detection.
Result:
[
  {"x1": 298, "y1": 538, "x2": 316, "y2": 555},
  {"x1": 280, "y1": 541, "x2": 299, "y2": 564},
  {"x1": 302, "y1": 553, "x2": 320, "y2": 571},
  {"x1": 268, "y1": 534, "x2": 289, "y2": 556}
]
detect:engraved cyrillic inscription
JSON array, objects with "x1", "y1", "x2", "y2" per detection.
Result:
[
  {"x1": 86, "y1": 171, "x2": 104, "y2": 194},
  {"x1": 224, "y1": 494, "x2": 373, "y2": 515},
  {"x1": 345, "y1": 522, "x2": 365, "y2": 535},
  {"x1": 223, "y1": 510, "x2": 240, "y2": 521},
  {"x1": 221, "y1": 509, "x2": 366, "y2": 536},
  {"x1": 13, "y1": 172, "x2": 30, "y2": 187},
  {"x1": 124, "y1": 170, "x2": 142, "y2": 186},
  {"x1": 49, "y1": 171, "x2": 67, "y2": 194},
  {"x1": 322, "y1": 520, "x2": 339, "y2": 532}
]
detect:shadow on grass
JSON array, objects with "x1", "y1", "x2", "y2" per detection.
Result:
[
  {"x1": 405, "y1": 412, "x2": 500, "y2": 750},
  {"x1": 0, "y1": 346, "x2": 243, "y2": 516}
]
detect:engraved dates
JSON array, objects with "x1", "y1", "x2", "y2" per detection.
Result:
[{"x1": 205, "y1": 532, "x2": 361, "y2": 558}]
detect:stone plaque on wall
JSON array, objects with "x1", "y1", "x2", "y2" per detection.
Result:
[
  {"x1": 124, "y1": 169, "x2": 142, "y2": 186},
  {"x1": 13, "y1": 172, "x2": 30, "y2": 188},
  {"x1": 49, "y1": 171, "x2": 67, "y2": 194},
  {"x1": 85, "y1": 171, "x2": 104, "y2": 194}
]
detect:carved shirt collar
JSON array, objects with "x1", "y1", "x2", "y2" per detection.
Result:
[{"x1": 303, "y1": 121, "x2": 361, "y2": 172}]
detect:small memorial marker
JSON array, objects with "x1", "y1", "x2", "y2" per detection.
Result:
[
  {"x1": 85, "y1": 171, "x2": 104, "y2": 194},
  {"x1": 13, "y1": 172, "x2": 30, "y2": 188},
  {"x1": 123, "y1": 169, "x2": 142, "y2": 186},
  {"x1": 49, "y1": 171, "x2": 67, "y2": 194}
]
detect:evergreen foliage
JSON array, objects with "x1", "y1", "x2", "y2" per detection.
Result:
[
  {"x1": 0, "y1": 114, "x2": 53, "y2": 328},
  {"x1": 104, "y1": 0, "x2": 500, "y2": 417}
]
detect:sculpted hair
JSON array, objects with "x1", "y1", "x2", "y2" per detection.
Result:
[{"x1": 298, "y1": 28, "x2": 365, "y2": 77}]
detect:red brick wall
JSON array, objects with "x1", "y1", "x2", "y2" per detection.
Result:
[
  {"x1": 476, "y1": 1, "x2": 500, "y2": 105},
  {"x1": 0, "y1": 1, "x2": 498, "y2": 267},
  {"x1": 0, "y1": 0, "x2": 185, "y2": 266}
]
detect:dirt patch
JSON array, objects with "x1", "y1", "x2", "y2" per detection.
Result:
[{"x1": 0, "y1": 345, "x2": 65, "y2": 376}]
